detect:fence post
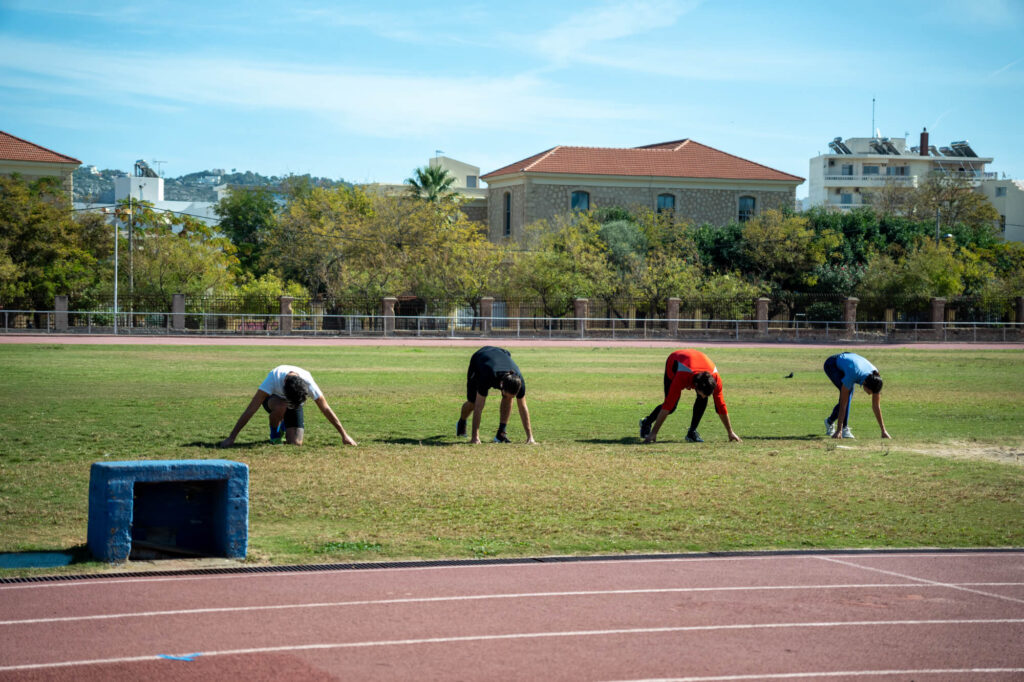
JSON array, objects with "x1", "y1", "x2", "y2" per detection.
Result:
[
  {"x1": 382, "y1": 297, "x2": 397, "y2": 336},
  {"x1": 480, "y1": 297, "x2": 493, "y2": 335},
  {"x1": 573, "y1": 298, "x2": 588, "y2": 337},
  {"x1": 171, "y1": 294, "x2": 185, "y2": 331},
  {"x1": 930, "y1": 297, "x2": 946, "y2": 330},
  {"x1": 667, "y1": 297, "x2": 680, "y2": 337},
  {"x1": 756, "y1": 297, "x2": 770, "y2": 336},
  {"x1": 55, "y1": 295, "x2": 68, "y2": 332},
  {"x1": 279, "y1": 296, "x2": 294, "y2": 335},
  {"x1": 843, "y1": 297, "x2": 858, "y2": 335}
]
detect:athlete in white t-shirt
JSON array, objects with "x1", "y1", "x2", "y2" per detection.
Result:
[{"x1": 219, "y1": 365, "x2": 357, "y2": 447}]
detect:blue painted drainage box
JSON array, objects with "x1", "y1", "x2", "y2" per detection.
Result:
[{"x1": 87, "y1": 460, "x2": 248, "y2": 563}]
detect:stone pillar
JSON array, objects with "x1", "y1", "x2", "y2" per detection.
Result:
[
  {"x1": 382, "y1": 297, "x2": 397, "y2": 336},
  {"x1": 843, "y1": 297, "x2": 858, "y2": 333},
  {"x1": 55, "y1": 295, "x2": 68, "y2": 332},
  {"x1": 573, "y1": 298, "x2": 588, "y2": 334},
  {"x1": 480, "y1": 297, "x2": 493, "y2": 335},
  {"x1": 756, "y1": 297, "x2": 770, "y2": 335},
  {"x1": 667, "y1": 297, "x2": 680, "y2": 336},
  {"x1": 279, "y1": 296, "x2": 293, "y2": 335},
  {"x1": 171, "y1": 294, "x2": 185, "y2": 331},
  {"x1": 930, "y1": 297, "x2": 946, "y2": 330}
]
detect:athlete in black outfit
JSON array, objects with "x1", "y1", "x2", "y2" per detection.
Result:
[{"x1": 457, "y1": 346, "x2": 536, "y2": 444}]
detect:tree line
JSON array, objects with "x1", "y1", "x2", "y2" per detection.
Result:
[{"x1": 2, "y1": 169, "x2": 1022, "y2": 321}]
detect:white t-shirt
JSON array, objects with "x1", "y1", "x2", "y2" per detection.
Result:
[{"x1": 258, "y1": 365, "x2": 323, "y2": 402}]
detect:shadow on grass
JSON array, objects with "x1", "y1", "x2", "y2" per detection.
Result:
[
  {"x1": 740, "y1": 435, "x2": 822, "y2": 441},
  {"x1": 0, "y1": 544, "x2": 91, "y2": 569},
  {"x1": 379, "y1": 435, "x2": 454, "y2": 446},
  {"x1": 577, "y1": 437, "x2": 645, "y2": 444},
  {"x1": 181, "y1": 441, "x2": 265, "y2": 449}
]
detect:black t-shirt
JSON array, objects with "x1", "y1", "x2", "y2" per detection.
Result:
[{"x1": 468, "y1": 346, "x2": 526, "y2": 398}]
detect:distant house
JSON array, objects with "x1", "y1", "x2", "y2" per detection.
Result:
[
  {"x1": 480, "y1": 139, "x2": 803, "y2": 241},
  {"x1": 0, "y1": 130, "x2": 81, "y2": 196},
  {"x1": 363, "y1": 155, "x2": 488, "y2": 222}
]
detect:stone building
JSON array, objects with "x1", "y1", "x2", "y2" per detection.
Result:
[
  {"x1": 480, "y1": 139, "x2": 803, "y2": 241},
  {"x1": 0, "y1": 130, "x2": 81, "y2": 196}
]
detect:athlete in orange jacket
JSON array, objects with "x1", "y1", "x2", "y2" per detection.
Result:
[{"x1": 639, "y1": 349, "x2": 741, "y2": 443}]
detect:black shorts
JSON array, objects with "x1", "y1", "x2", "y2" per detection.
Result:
[{"x1": 262, "y1": 396, "x2": 305, "y2": 429}]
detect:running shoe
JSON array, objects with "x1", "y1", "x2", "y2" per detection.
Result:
[
  {"x1": 841, "y1": 427, "x2": 854, "y2": 439},
  {"x1": 825, "y1": 419, "x2": 836, "y2": 437},
  {"x1": 639, "y1": 418, "x2": 652, "y2": 440},
  {"x1": 493, "y1": 432, "x2": 511, "y2": 443},
  {"x1": 685, "y1": 429, "x2": 704, "y2": 443},
  {"x1": 456, "y1": 419, "x2": 467, "y2": 438}
]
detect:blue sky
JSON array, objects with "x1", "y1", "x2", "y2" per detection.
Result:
[{"x1": 1, "y1": 0, "x2": 1021, "y2": 197}]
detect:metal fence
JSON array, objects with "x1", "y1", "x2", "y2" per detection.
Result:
[{"x1": 5, "y1": 309, "x2": 1023, "y2": 343}]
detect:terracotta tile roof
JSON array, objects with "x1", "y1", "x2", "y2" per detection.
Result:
[
  {"x1": 0, "y1": 131, "x2": 81, "y2": 165},
  {"x1": 482, "y1": 139, "x2": 802, "y2": 183}
]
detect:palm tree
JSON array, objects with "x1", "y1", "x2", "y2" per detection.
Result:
[{"x1": 406, "y1": 165, "x2": 457, "y2": 203}]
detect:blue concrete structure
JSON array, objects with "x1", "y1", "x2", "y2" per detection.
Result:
[{"x1": 88, "y1": 460, "x2": 248, "y2": 563}]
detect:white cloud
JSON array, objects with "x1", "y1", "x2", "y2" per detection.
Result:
[
  {"x1": 531, "y1": 0, "x2": 701, "y2": 63},
  {"x1": 0, "y1": 37, "x2": 648, "y2": 138}
]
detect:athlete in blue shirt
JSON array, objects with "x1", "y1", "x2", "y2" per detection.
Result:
[{"x1": 823, "y1": 352, "x2": 890, "y2": 439}]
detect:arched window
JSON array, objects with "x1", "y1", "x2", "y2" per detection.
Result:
[
  {"x1": 738, "y1": 195, "x2": 756, "y2": 222},
  {"x1": 571, "y1": 190, "x2": 590, "y2": 212},
  {"x1": 503, "y1": 192, "x2": 511, "y2": 237},
  {"x1": 656, "y1": 193, "x2": 675, "y2": 213}
]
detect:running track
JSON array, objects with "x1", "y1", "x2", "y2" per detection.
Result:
[{"x1": 2, "y1": 551, "x2": 1023, "y2": 680}]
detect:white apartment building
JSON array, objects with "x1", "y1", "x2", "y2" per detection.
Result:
[
  {"x1": 979, "y1": 179, "x2": 1024, "y2": 243},
  {"x1": 808, "y1": 128, "x2": 996, "y2": 211}
]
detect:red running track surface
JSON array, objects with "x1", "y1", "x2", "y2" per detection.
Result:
[{"x1": 1, "y1": 551, "x2": 1023, "y2": 681}]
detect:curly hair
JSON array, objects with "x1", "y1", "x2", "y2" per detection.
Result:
[{"x1": 283, "y1": 373, "x2": 310, "y2": 407}]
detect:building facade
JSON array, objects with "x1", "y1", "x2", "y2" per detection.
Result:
[
  {"x1": 480, "y1": 140, "x2": 803, "y2": 241},
  {"x1": 807, "y1": 129, "x2": 996, "y2": 212},
  {"x1": 0, "y1": 130, "x2": 81, "y2": 195},
  {"x1": 979, "y1": 179, "x2": 1024, "y2": 243}
]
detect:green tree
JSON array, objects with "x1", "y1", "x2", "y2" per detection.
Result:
[
  {"x1": 214, "y1": 186, "x2": 279, "y2": 275},
  {"x1": 0, "y1": 175, "x2": 96, "y2": 310},
  {"x1": 406, "y1": 165, "x2": 457, "y2": 203},
  {"x1": 742, "y1": 209, "x2": 836, "y2": 290},
  {"x1": 909, "y1": 172, "x2": 1000, "y2": 235},
  {"x1": 127, "y1": 211, "x2": 238, "y2": 308},
  {"x1": 507, "y1": 215, "x2": 612, "y2": 318}
]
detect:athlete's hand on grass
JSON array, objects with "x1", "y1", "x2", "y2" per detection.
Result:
[
  {"x1": 880, "y1": 429, "x2": 891, "y2": 439},
  {"x1": 525, "y1": 437, "x2": 537, "y2": 445},
  {"x1": 470, "y1": 436, "x2": 482, "y2": 444},
  {"x1": 728, "y1": 432, "x2": 742, "y2": 442},
  {"x1": 643, "y1": 436, "x2": 656, "y2": 444},
  {"x1": 342, "y1": 435, "x2": 358, "y2": 446},
  {"x1": 218, "y1": 438, "x2": 234, "y2": 448}
]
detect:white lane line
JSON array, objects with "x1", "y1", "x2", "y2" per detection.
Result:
[
  {"x1": 2, "y1": 619, "x2": 1021, "y2": 672},
  {"x1": 602, "y1": 669, "x2": 1024, "y2": 681},
  {"x1": 3, "y1": 552, "x2": 1019, "y2": 591},
  {"x1": 0, "y1": 583, "x2": 940, "y2": 625},
  {"x1": 817, "y1": 556, "x2": 1024, "y2": 605},
  {"x1": 5, "y1": 581, "x2": 1024, "y2": 626}
]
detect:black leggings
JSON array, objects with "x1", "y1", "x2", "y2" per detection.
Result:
[{"x1": 644, "y1": 374, "x2": 708, "y2": 432}]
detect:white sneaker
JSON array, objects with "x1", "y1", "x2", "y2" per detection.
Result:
[
  {"x1": 825, "y1": 419, "x2": 835, "y2": 437},
  {"x1": 841, "y1": 426, "x2": 854, "y2": 439}
]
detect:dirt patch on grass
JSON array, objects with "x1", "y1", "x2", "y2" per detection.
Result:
[{"x1": 903, "y1": 441, "x2": 1024, "y2": 465}]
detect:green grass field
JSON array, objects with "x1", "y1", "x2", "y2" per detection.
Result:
[{"x1": 1, "y1": 343, "x2": 1022, "y2": 575}]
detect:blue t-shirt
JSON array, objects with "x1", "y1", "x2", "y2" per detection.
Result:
[{"x1": 835, "y1": 353, "x2": 877, "y2": 390}]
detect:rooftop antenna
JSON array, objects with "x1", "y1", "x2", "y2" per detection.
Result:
[
  {"x1": 871, "y1": 97, "x2": 875, "y2": 138},
  {"x1": 151, "y1": 159, "x2": 166, "y2": 177}
]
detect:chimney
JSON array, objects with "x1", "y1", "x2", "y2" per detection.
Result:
[{"x1": 920, "y1": 127, "x2": 929, "y2": 156}]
